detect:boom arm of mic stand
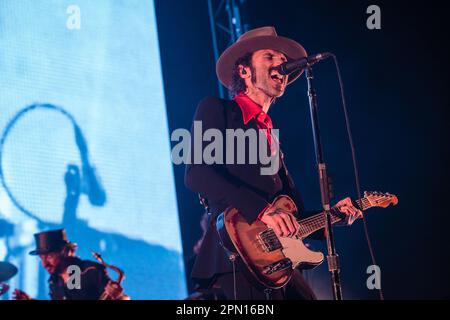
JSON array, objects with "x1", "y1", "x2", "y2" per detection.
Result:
[{"x1": 305, "y1": 65, "x2": 343, "y2": 300}]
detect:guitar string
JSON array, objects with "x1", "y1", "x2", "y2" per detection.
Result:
[
  {"x1": 263, "y1": 210, "x2": 341, "y2": 242},
  {"x1": 271, "y1": 204, "x2": 365, "y2": 239},
  {"x1": 262, "y1": 198, "x2": 389, "y2": 241}
]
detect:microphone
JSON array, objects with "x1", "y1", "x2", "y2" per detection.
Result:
[
  {"x1": 74, "y1": 124, "x2": 107, "y2": 206},
  {"x1": 274, "y1": 52, "x2": 333, "y2": 75}
]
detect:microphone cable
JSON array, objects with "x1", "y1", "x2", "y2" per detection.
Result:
[{"x1": 328, "y1": 54, "x2": 385, "y2": 300}]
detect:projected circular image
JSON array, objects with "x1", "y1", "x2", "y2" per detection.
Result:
[{"x1": 0, "y1": 104, "x2": 84, "y2": 223}]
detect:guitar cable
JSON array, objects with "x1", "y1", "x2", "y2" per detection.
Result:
[
  {"x1": 231, "y1": 254, "x2": 237, "y2": 300},
  {"x1": 330, "y1": 54, "x2": 385, "y2": 300}
]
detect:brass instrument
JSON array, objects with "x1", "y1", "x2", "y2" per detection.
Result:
[{"x1": 92, "y1": 251, "x2": 130, "y2": 300}]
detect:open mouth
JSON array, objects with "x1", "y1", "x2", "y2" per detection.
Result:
[{"x1": 270, "y1": 72, "x2": 284, "y2": 85}]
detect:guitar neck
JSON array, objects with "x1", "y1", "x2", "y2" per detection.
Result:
[{"x1": 296, "y1": 198, "x2": 369, "y2": 238}]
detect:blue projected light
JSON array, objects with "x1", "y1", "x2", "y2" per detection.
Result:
[{"x1": 0, "y1": 1, "x2": 187, "y2": 299}]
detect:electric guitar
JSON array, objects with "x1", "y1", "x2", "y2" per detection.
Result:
[{"x1": 216, "y1": 191, "x2": 398, "y2": 289}]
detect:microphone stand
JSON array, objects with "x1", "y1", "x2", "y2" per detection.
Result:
[{"x1": 305, "y1": 65, "x2": 343, "y2": 300}]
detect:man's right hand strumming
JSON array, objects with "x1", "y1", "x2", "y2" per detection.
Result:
[{"x1": 260, "y1": 205, "x2": 300, "y2": 238}]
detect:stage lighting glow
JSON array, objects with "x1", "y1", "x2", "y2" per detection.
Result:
[{"x1": 0, "y1": 0, "x2": 187, "y2": 299}]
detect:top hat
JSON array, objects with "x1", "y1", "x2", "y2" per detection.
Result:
[{"x1": 29, "y1": 229, "x2": 72, "y2": 255}]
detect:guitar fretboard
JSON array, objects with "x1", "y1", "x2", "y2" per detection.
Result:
[{"x1": 296, "y1": 198, "x2": 370, "y2": 238}]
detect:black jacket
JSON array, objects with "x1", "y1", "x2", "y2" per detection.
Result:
[
  {"x1": 49, "y1": 257, "x2": 110, "y2": 300},
  {"x1": 185, "y1": 97, "x2": 322, "y2": 287}
]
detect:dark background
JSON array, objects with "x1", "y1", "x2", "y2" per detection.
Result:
[{"x1": 155, "y1": 0, "x2": 450, "y2": 299}]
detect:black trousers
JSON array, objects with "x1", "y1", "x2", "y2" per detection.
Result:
[{"x1": 214, "y1": 269, "x2": 317, "y2": 300}]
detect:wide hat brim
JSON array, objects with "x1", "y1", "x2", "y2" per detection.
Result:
[{"x1": 216, "y1": 34, "x2": 307, "y2": 90}]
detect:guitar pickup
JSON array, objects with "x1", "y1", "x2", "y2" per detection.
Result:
[
  {"x1": 257, "y1": 229, "x2": 282, "y2": 252},
  {"x1": 262, "y1": 258, "x2": 292, "y2": 275}
]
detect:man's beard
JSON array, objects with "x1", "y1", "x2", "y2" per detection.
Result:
[
  {"x1": 45, "y1": 265, "x2": 57, "y2": 274},
  {"x1": 252, "y1": 67, "x2": 285, "y2": 98}
]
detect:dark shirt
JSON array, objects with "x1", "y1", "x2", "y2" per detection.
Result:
[{"x1": 49, "y1": 257, "x2": 110, "y2": 300}]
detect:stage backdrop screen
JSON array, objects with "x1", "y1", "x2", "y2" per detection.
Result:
[{"x1": 0, "y1": 0, "x2": 187, "y2": 299}]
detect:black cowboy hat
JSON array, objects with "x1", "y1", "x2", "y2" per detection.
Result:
[{"x1": 29, "y1": 229, "x2": 75, "y2": 255}]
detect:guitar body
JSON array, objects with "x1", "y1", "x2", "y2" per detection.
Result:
[
  {"x1": 216, "y1": 191, "x2": 397, "y2": 289},
  {"x1": 216, "y1": 195, "x2": 324, "y2": 289}
]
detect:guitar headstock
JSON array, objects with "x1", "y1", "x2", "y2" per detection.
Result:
[{"x1": 363, "y1": 191, "x2": 398, "y2": 208}]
